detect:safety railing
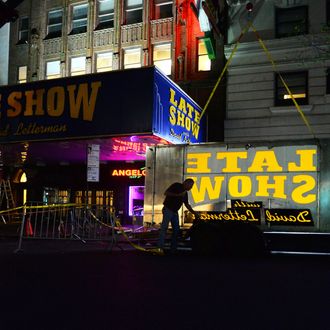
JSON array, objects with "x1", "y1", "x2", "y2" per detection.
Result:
[{"x1": 12, "y1": 202, "x2": 118, "y2": 252}]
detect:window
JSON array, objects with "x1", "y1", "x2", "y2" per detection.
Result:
[
  {"x1": 18, "y1": 66, "x2": 27, "y2": 83},
  {"x1": 70, "y1": 56, "x2": 86, "y2": 76},
  {"x1": 327, "y1": 68, "x2": 330, "y2": 94},
  {"x1": 71, "y1": 3, "x2": 88, "y2": 34},
  {"x1": 125, "y1": 0, "x2": 143, "y2": 24},
  {"x1": 18, "y1": 17, "x2": 29, "y2": 43},
  {"x1": 96, "y1": 52, "x2": 113, "y2": 72},
  {"x1": 275, "y1": 71, "x2": 308, "y2": 106},
  {"x1": 75, "y1": 190, "x2": 92, "y2": 205},
  {"x1": 275, "y1": 6, "x2": 308, "y2": 38},
  {"x1": 46, "y1": 60, "x2": 61, "y2": 79},
  {"x1": 97, "y1": 0, "x2": 114, "y2": 29},
  {"x1": 154, "y1": 0, "x2": 172, "y2": 19},
  {"x1": 197, "y1": 39, "x2": 211, "y2": 71},
  {"x1": 153, "y1": 43, "x2": 171, "y2": 75},
  {"x1": 47, "y1": 9, "x2": 63, "y2": 38},
  {"x1": 58, "y1": 190, "x2": 70, "y2": 204},
  {"x1": 124, "y1": 48, "x2": 141, "y2": 69}
]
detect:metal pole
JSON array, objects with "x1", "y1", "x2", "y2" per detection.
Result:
[{"x1": 14, "y1": 204, "x2": 27, "y2": 253}]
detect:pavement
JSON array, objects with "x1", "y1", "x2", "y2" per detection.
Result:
[{"x1": 1, "y1": 235, "x2": 330, "y2": 330}]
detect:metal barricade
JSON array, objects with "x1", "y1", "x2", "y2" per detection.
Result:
[{"x1": 15, "y1": 203, "x2": 118, "y2": 252}]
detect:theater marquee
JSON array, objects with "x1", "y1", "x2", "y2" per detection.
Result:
[{"x1": 0, "y1": 67, "x2": 206, "y2": 144}]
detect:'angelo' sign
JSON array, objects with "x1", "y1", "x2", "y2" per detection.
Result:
[{"x1": 186, "y1": 145, "x2": 318, "y2": 206}]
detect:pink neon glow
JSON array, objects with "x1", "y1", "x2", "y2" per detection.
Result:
[{"x1": 128, "y1": 185, "x2": 145, "y2": 216}]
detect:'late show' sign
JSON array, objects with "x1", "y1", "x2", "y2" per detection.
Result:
[
  {"x1": 153, "y1": 68, "x2": 206, "y2": 144},
  {"x1": 186, "y1": 145, "x2": 318, "y2": 207}
]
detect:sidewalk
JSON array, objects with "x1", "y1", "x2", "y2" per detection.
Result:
[{"x1": 0, "y1": 236, "x2": 137, "y2": 255}]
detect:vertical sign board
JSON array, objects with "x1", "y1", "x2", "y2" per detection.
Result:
[
  {"x1": 152, "y1": 68, "x2": 206, "y2": 144},
  {"x1": 87, "y1": 144, "x2": 100, "y2": 182}
]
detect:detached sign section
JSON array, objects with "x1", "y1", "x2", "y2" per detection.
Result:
[
  {"x1": 0, "y1": 67, "x2": 206, "y2": 144},
  {"x1": 144, "y1": 143, "x2": 320, "y2": 229}
]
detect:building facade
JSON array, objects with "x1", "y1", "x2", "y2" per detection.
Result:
[
  {"x1": 4, "y1": 0, "x2": 228, "y2": 141},
  {"x1": 0, "y1": 0, "x2": 229, "y2": 223},
  {"x1": 224, "y1": 0, "x2": 330, "y2": 142}
]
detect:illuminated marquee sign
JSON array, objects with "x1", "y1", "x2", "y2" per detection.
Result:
[
  {"x1": 112, "y1": 168, "x2": 145, "y2": 179},
  {"x1": 0, "y1": 67, "x2": 206, "y2": 144},
  {"x1": 153, "y1": 68, "x2": 206, "y2": 144},
  {"x1": 185, "y1": 145, "x2": 318, "y2": 207}
]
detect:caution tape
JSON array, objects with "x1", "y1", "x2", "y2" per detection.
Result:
[
  {"x1": 0, "y1": 205, "x2": 24, "y2": 215},
  {"x1": 250, "y1": 24, "x2": 315, "y2": 138},
  {"x1": 88, "y1": 210, "x2": 164, "y2": 255},
  {"x1": 115, "y1": 220, "x2": 164, "y2": 255},
  {"x1": 200, "y1": 21, "x2": 315, "y2": 139},
  {"x1": 200, "y1": 20, "x2": 253, "y2": 120}
]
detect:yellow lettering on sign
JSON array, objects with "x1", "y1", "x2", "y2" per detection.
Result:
[
  {"x1": 176, "y1": 111, "x2": 185, "y2": 127},
  {"x1": 168, "y1": 87, "x2": 201, "y2": 139},
  {"x1": 255, "y1": 175, "x2": 287, "y2": 199},
  {"x1": 47, "y1": 87, "x2": 65, "y2": 117},
  {"x1": 265, "y1": 210, "x2": 297, "y2": 222},
  {"x1": 178, "y1": 97, "x2": 187, "y2": 114},
  {"x1": 169, "y1": 88, "x2": 178, "y2": 106},
  {"x1": 186, "y1": 153, "x2": 211, "y2": 173},
  {"x1": 7, "y1": 92, "x2": 22, "y2": 117},
  {"x1": 288, "y1": 149, "x2": 316, "y2": 171},
  {"x1": 186, "y1": 103, "x2": 194, "y2": 118},
  {"x1": 248, "y1": 150, "x2": 283, "y2": 172},
  {"x1": 228, "y1": 176, "x2": 251, "y2": 197},
  {"x1": 265, "y1": 210, "x2": 312, "y2": 223},
  {"x1": 194, "y1": 111, "x2": 201, "y2": 124},
  {"x1": 292, "y1": 175, "x2": 316, "y2": 204},
  {"x1": 216, "y1": 151, "x2": 248, "y2": 172},
  {"x1": 191, "y1": 122, "x2": 200, "y2": 139},
  {"x1": 169, "y1": 106, "x2": 176, "y2": 125},
  {"x1": 189, "y1": 176, "x2": 224, "y2": 203},
  {"x1": 67, "y1": 81, "x2": 101, "y2": 121},
  {"x1": 24, "y1": 89, "x2": 45, "y2": 116},
  {"x1": 185, "y1": 116, "x2": 191, "y2": 130},
  {"x1": 297, "y1": 210, "x2": 313, "y2": 222}
]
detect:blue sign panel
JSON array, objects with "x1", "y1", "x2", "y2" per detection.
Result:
[
  {"x1": 153, "y1": 68, "x2": 206, "y2": 144},
  {"x1": 0, "y1": 67, "x2": 206, "y2": 144}
]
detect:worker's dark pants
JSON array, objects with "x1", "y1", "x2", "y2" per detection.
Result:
[{"x1": 158, "y1": 206, "x2": 180, "y2": 252}]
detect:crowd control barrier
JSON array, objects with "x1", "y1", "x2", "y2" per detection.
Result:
[{"x1": 14, "y1": 202, "x2": 118, "y2": 252}]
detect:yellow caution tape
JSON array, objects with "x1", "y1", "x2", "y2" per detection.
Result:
[
  {"x1": 117, "y1": 219, "x2": 164, "y2": 255},
  {"x1": 88, "y1": 209, "x2": 164, "y2": 255},
  {"x1": 200, "y1": 20, "x2": 253, "y2": 120},
  {"x1": 114, "y1": 220, "x2": 164, "y2": 255},
  {"x1": 200, "y1": 21, "x2": 315, "y2": 139},
  {"x1": 250, "y1": 24, "x2": 315, "y2": 138},
  {"x1": 0, "y1": 205, "x2": 24, "y2": 214}
]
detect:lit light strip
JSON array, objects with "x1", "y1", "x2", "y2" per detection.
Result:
[
  {"x1": 284, "y1": 93, "x2": 306, "y2": 99},
  {"x1": 271, "y1": 251, "x2": 330, "y2": 256},
  {"x1": 264, "y1": 231, "x2": 330, "y2": 236}
]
